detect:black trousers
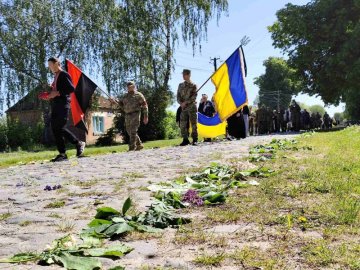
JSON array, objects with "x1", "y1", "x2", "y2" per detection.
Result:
[{"x1": 51, "y1": 108, "x2": 79, "y2": 154}]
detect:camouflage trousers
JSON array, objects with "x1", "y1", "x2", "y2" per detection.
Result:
[
  {"x1": 125, "y1": 112, "x2": 142, "y2": 151},
  {"x1": 180, "y1": 104, "x2": 198, "y2": 140}
]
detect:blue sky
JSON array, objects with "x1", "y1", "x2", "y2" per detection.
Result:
[
  {"x1": 2, "y1": 0, "x2": 344, "y2": 116},
  {"x1": 168, "y1": 0, "x2": 345, "y2": 116}
]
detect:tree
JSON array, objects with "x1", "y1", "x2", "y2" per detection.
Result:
[
  {"x1": 308, "y1": 104, "x2": 326, "y2": 116},
  {"x1": 0, "y1": 0, "x2": 115, "y2": 142},
  {"x1": 269, "y1": 0, "x2": 360, "y2": 119},
  {"x1": 1, "y1": 0, "x2": 229, "y2": 142},
  {"x1": 98, "y1": 0, "x2": 228, "y2": 93},
  {"x1": 334, "y1": 112, "x2": 345, "y2": 123},
  {"x1": 254, "y1": 57, "x2": 302, "y2": 110},
  {"x1": 0, "y1": 0, "x2": 113, "y2": 106},
  {"x1": 253, "y1": 95, "x2": 260, "y2": 107},
  {"x1": 97, "y1": 0, "x2": 228, "y2": 141}
]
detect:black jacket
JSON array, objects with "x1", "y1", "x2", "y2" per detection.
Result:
[
  {"x1": 243, "y1": 105, "x2": 250, "y2": 115},
  {"x1": 198, "y1": 100, "x2": 215, "y2": 117},
  {"x1": 51, "y1": 70, "x2": 75, "y2": 111}
]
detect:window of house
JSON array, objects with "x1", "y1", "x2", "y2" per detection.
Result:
[{"x1": 92, "y1": 116, "x2": 105, "y2": 135}]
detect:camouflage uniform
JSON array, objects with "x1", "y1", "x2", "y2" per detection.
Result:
[
  {"x1": 119, "y1": 90, "x2": 148, "y2": 151},
  {"x1": 249, "y1": 111, "x2": 256, "y2": 136},
  {"x1": 177, "y1": 80, "x2": 198, "y2": 141}
]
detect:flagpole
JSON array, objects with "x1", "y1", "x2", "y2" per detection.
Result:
[{"x1": 196, "y1": 45, "x2": 243, "y2": 93}]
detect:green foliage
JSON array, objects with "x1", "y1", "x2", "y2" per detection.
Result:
[
  {"x1": 164, "y1": 110, "x2": 181, "y2": 139},
  {"x1": 269, "y1": 0, "x2": 360, "y2": 119},
  {"x1": 334, "y1": 112, "x2": 345, "y2": 123},
  {"x1": 254, "y1": 57, "x2": 302, "y2": 109},
  {"x1": 308, "y1": 105, "x2": 326, "y2": 116},
  {"x1": 0, "y1": 234, "x2": 133, "y2": 269},
  {"x1": 0, "y1": 117, "x2": 8, "y2": 152},
  {"x1": 81, "y1": 198, "x2": 189, "y2": 240},
  {"x1": 137, "y1": 86, "x2": 172, "y2": 141},
  {"x1": 148, "y1": 162, "x2": 271, "y2": 208},
  {"x1": 136, "y1": 201, "x2": 191, "y2": 229},
  {"x1": 4, "y1": 119, "x2": 44, "y2": 151},
  {"x1": 248, "y1": 139, "x2": 298, "y2": 162},
  {"x1": 98, "y1": 0, "x2": 229, "y2": 92},
  {"x1": 298, "y1": 103, "x2": 327, "y2": 116},
  {"x1": 1, "y1": 1, "x2": 228, "y2": 141},
  {"x1": 44, "y1": 200, "x2": 66, "y2": 209},
  {"x1": 0, "y1": 0, "x2": 113, "y2": 105},
  {"x1": 155, "y1": 191, "x2": 186, "y2": 209},
  {"x1": 95, "y1": 127, "x2": 118, "y2": 146}
]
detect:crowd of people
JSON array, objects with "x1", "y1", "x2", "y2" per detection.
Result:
[
  {"x1": 249, "y1": 100, "x2": 337, "y2": 136},
  {"x1": 174, "y1": 69, "x2": 338, "y2": 143},
  {"x1": 45, "y1": 61, "x2": 338, "y2": 161}
]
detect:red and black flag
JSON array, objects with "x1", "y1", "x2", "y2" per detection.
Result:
[{"x1": 65, "y1": 59, "x2": 98, "y2": 133}]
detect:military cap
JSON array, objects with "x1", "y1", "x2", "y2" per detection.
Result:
[
  {"x1": 182, "y1": 69, "x2": 191, "y2": 75},
  {"x1": 126, "y1": 81, "x2": 136, "y2": 86}
]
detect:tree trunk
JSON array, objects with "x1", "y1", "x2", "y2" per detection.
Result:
[{"x1": 163, "y1": 11, "x2": 172, "y2": 90}]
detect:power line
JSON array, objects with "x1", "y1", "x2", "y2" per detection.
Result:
[
  {"x1": 210, "y1": 57, "x2": 221, "y2": 71},
  {"x1": 174, "y1": 64, "x2": 212, "y2": 73}
]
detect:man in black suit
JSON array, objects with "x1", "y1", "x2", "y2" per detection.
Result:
[{"x1": 45, "y1": 57, "x2": 85, "y2": 162}]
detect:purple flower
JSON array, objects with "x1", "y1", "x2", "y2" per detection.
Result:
[
  {"x1": 182, "y1": 189, "x2": 204, "y2": 206},
  {"x1": 52, "y1": 184, "x2": 62, "y2": 190}
]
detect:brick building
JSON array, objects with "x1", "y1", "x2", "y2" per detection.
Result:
[{"x1": 6, "y1": 91, "x2": 120, "y2": 145}]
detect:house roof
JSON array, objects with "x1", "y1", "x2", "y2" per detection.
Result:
[
  {"x1": 6, "y1": 90, "x2": 114, "y2": 113},
  {"x1": 97, "y1": 96, "x2": 114, "y2": 110},
  {"x1": 6, "y1": 86, "x2": 47, "y2": 113}
]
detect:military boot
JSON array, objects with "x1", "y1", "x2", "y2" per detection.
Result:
[
  {"x1": 135, "y1": 144, "x2": 144, "y2": 151},
  {"x1": 179, "y1": 138, "x2": 190, "y2": 146},
  {"x1": 192, "y1": 138, "x2": 198, "y2": 146}
]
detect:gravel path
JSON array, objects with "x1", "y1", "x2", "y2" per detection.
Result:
[{"x1": 0, "y1": 134, "x2": 296, "y2": 270}]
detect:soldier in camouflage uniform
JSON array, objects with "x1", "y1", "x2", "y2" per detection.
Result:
[
  {"x1": 118, "y1": 81, "x2": 148, "y2": 151},
  {"x1": 177, "y1": 69, "x2": 198, "y2": 146}
]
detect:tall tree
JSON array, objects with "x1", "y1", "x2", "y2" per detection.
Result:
[
  {"x1": 0, "y1": 0, "x2": 114, "y2": 107},
  {"x1": 268, "y1": 0, "x2": 360, "y2": 119},
  {"x1": 98, "y1": 0, "x2": 228, "y2": 93},
  {"x1": 254, "y1": 57, "x2": 301, "y2": 110},
  {"x1": 98, "y1": 0, "x2": 228, "y2": 140},
  {"x1": 0, "y1": 0, "x2": 115, "y2": 142},
  {"x1": 0, "y1": 0, "x2": 229, "y2": 142}
]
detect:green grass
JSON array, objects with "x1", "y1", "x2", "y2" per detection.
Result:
[
  {"x1": 0, "y1": 138, "x2": 182, "y2": 168},
  {"x1": 44, "y1": 200, "x2": 66, "y2": 209},
  {"x1": 194, "y1": 252, "x2": 226, "y2": 266},
  {"x1": 0, "y1": 212, "x2": 12, "y2": 221},
  {"x1": 200, "y1": 127, "x2": 360, "y2": 269}
]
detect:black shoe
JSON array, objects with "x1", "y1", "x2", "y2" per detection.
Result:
[
  {"x1": 51, "y1": 154, "x2": 68, "y2": 162},
  {"x1": 76, "y1": 141, "x2": 86, "y2": 157},
  {"x1": 192, "y1": 138, "x2": 198, "y2": 146},
  {"x1": 179, "y1": 139, "x2": 190, "y2": 146}
]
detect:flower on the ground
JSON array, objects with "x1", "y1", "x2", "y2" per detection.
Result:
[{"x1": 182, "y1": 189, "x2": 204, "y2": 206}]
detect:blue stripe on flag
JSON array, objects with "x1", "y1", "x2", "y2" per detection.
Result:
[
  {"x1": 197, "y1": 113, "x2": 222, "y2": 126},
  {"x1": 225, "y1": 49, "x2": 247, "y2": 107}
]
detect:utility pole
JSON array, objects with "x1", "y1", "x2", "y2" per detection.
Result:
[{"x1": 210, "y1": 57, "x2": 220, "y2": 71}]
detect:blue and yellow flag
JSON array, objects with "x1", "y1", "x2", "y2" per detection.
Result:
[
  {"x1": 211, "y1": 48, "x2": 248, "y2": 121},
  {"x1": 197, "y1": 113, "x2": 226, "y2": 138}
]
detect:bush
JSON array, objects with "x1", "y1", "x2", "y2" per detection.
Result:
[
  {"x1": 5, "y1": 119, "x2": 44, "y2": 151},
  {"x1": 95, "y1": 127, "x2": 119, "y2": 146},
  {"x1": 164, "y1": 110, "x2": 180, "y2": 139},
  {"x1": 0, "y1": 118, "x2": 8, "y2": 152}
]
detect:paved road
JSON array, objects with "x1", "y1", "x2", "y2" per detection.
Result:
[{"x1": 0, "y1": 134, "x2": 296, "y2": 270}]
